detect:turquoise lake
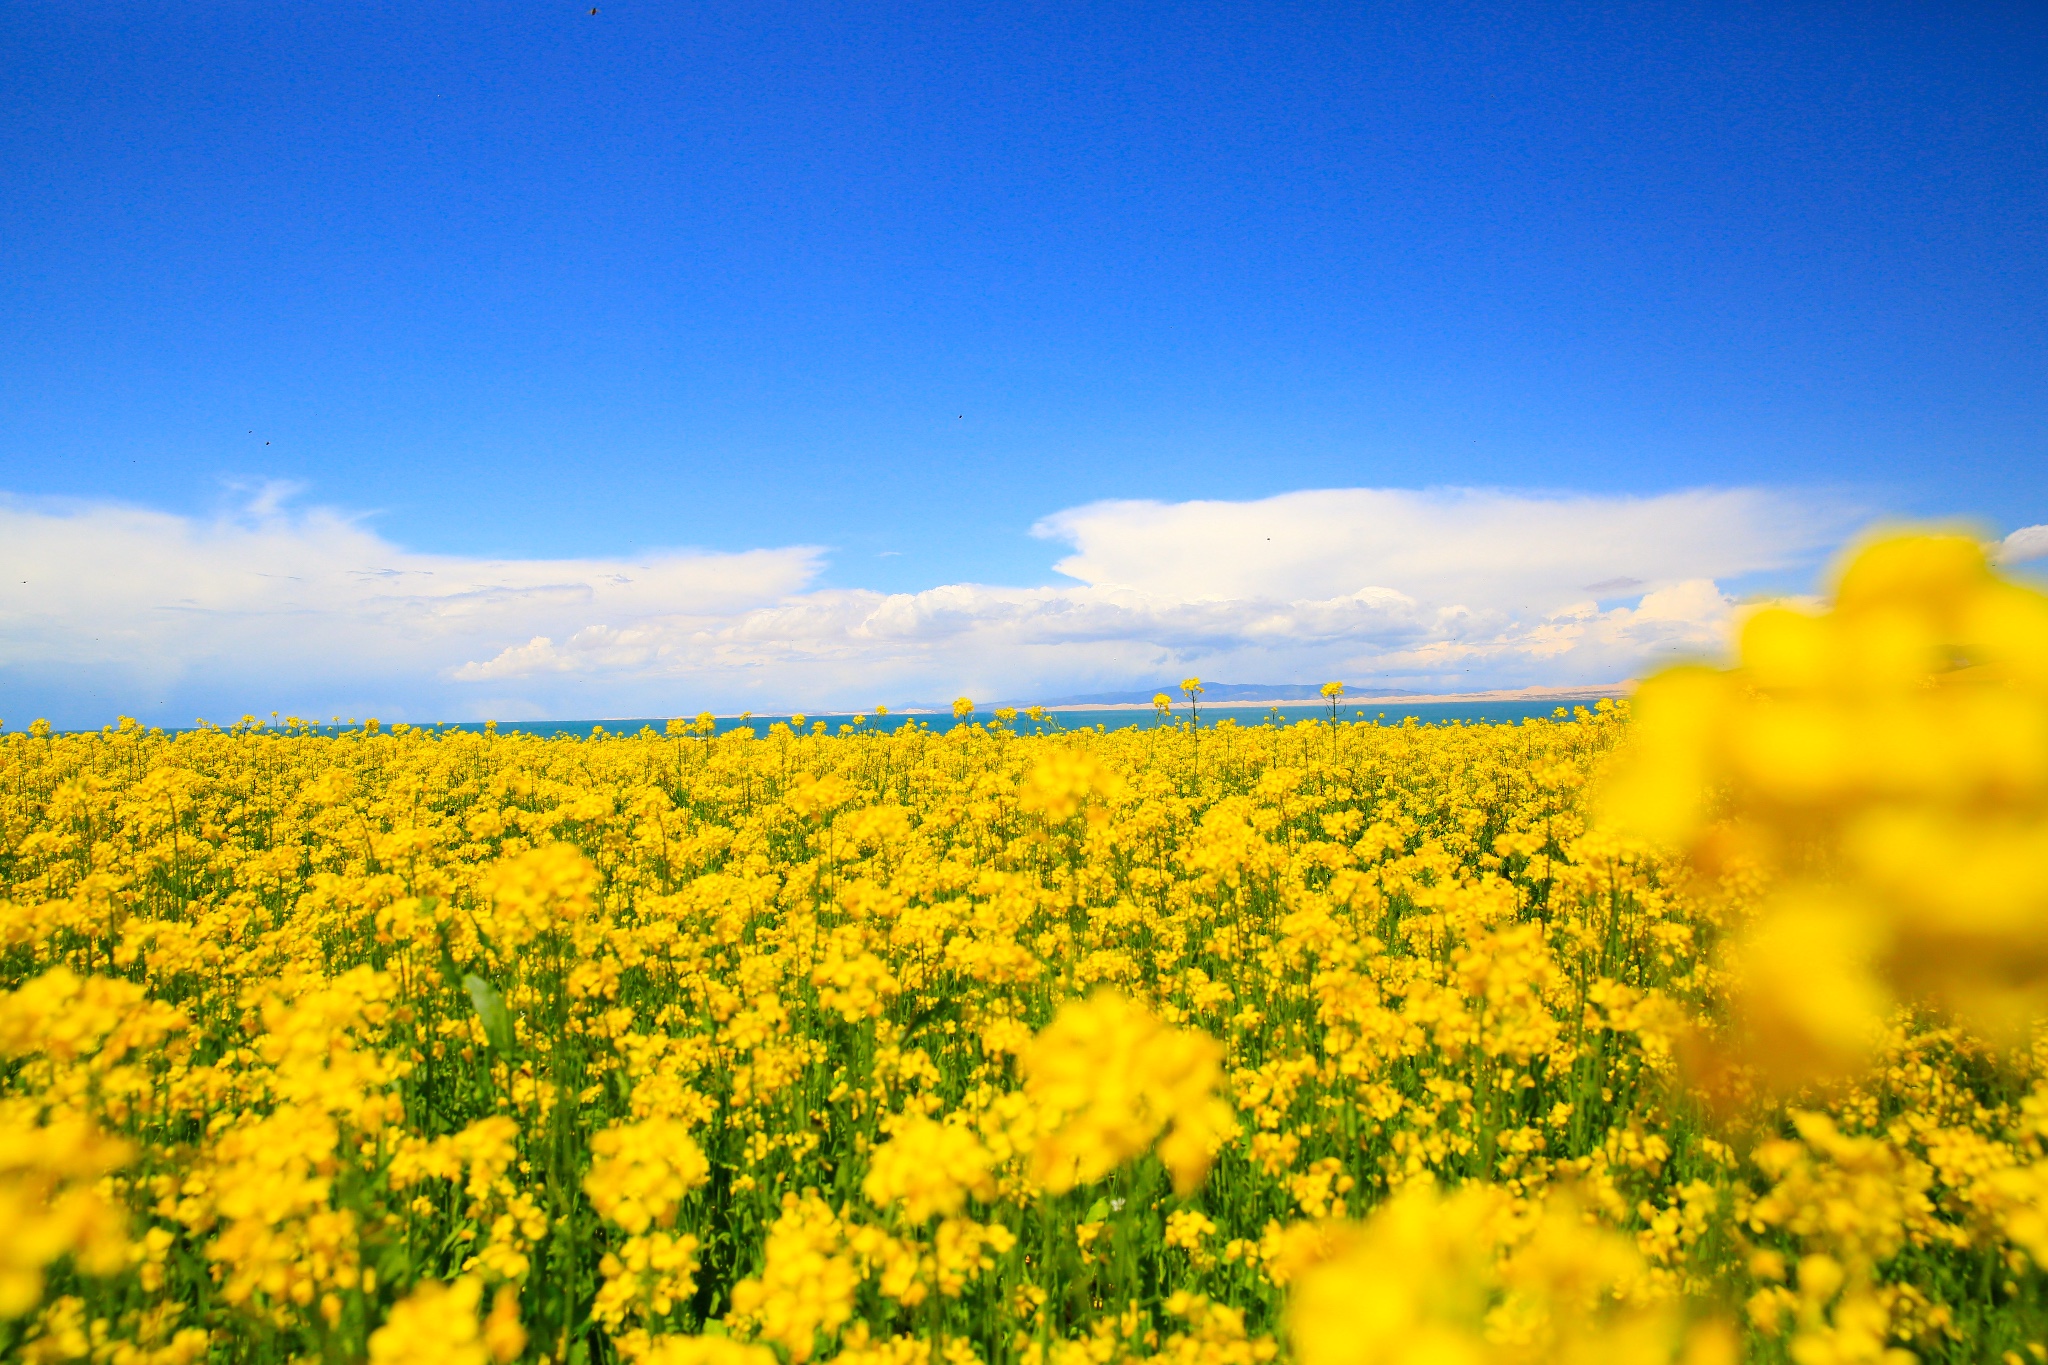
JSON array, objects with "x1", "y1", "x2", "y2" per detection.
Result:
[{"x1": 276, "y1": 697, "x2": 1616, "y2": 740}]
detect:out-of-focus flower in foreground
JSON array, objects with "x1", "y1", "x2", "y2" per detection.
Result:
[
  {"x1": 0, "y1": 1100, "x2": 131, "y2": 1319},
  {"x1": 726, "y1": 1193, "x2": 859, "y2": 1362},
  {"x1": 1602, "y1": 530, "x2": 2048, "y2": 1088},
  {"x1": 1286, "y1": 1184, "x2": 1730, "y2": 1365},
  {"x1": 1018, "y1": 748, "x2": 1124, "y2": 824},
  {"x1": 635, "y1": 1336, "x2": 779, "y2": 1365},
  {"x1": 584, "y1": 1119, "x2": 711, "y2": 1234},
  {"x1": 367, "y1": 1276, "x2": 524, "y2": 1365},
  {"x1": 863, "y1": 1115, "x2": 997, "y2": 1222},
  {"x1": 1019, "y1": 990, "x2": 1236, "y2": 1195}
]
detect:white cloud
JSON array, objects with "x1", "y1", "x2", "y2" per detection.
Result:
[
  {"x1": 1034, "y1": 487, "x2": 1830, "y2": 607},
  {"x1": 0, "y1": 484, "x2": 1853, "y2": 725},
  {"x1": 0, "y1": 492, "x2": 820, "y2": 721},
  {"x1": 1998, "y1": 523, "x2": 2048, "y2": 565}
]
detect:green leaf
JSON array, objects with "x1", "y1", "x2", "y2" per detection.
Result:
[
  {"x1": 1084, "y1": 1197, "x2": 1110, "y2": 1224},
  {"x1": 463, "y1": 973, "x2": 516, "y2": 1054}
]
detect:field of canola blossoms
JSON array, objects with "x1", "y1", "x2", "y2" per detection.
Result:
[{"x1": 5, "y1": 533, "x2": 2048, "y2": 1365}]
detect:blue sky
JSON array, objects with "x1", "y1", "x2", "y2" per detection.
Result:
[{"x1": 2, "y1": 2, "x2": 2045, "y2": 724}]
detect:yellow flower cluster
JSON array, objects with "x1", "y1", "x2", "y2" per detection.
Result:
[
  {"x1": 862, "y1": 1116, "x2": 996, "y2": 1222},
  {"x1": 1021, "y1": 991, "x2": 1237, "y2": 1196},
  {"x1": 1607, "y1": 532, "x2": 2048, "y2": 1086},
  {"x1": 586, "y1": 1119, "x2": 713, "y2": 1233},
  {"x1": 1286, "y1": 1182, "x2": 1715, "y2": 1365},
  {"x1": 367, "y1": 1275, "x2": 525, "y2": 1365},
  {"x1": 0, "y1": 1102, "x2": 130, "y2": 1319},
  {"x1": 727, "y1": 1193, "x2": 861, "y2": 1362},
  {"x1": 2, "y1": 540, "x2": 2044, "y2": 1365}
]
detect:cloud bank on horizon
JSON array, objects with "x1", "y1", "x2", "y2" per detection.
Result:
[{"x1": 3, "y1": 484, "x2": 2034, "y2": 726}]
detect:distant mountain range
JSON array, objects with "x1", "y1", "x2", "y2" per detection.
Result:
[{"x1": 1019, "y1": 682, "x2": 1406, "y2": 707}]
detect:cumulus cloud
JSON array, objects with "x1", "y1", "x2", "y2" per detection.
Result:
[
  {"x1": 1998, "y1": 523, "x2": 2048, "y2": 565},
  {"x1": 1, "y1": 484, "x2": 1855, "y2": 725},
  {"x1": 0, "y1": 491, "x2": 820, "y2": 721},
  {"x1": 1034, "y1": 487, "x2": 1829, "y2": 607}
]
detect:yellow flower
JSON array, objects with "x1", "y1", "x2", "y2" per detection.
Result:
[
  {"x1": 483, "y1": 1286, "x2": 527, "y2": 1364},
  {"x1": 585, "y1": 1119, "x2": 711, "y2": 1234},
  {"x1": 784, "y1": 772, "x2": 857, "y2": 820},
  {"x1": 1019, "y1": 991, "x2": 1236, "y2": 1195},
  {"x1": 1164, "y1": 1208, "x2": 1218, "y2": 1268},
  {"x1": 7, "y1": 598, "x2": 2038, "y2": 1360},
  {"x1": 1018, "y1": 748, "x2": 1124, "y2": 824},
  {"x1": 1720, "y1": 887, "x2": 1892, "y2": 1091},
  {"x1": 0, "y1": 1101, "x2": 131, "y2": 1319},
  {"x1": 726, "y1": 1193, "x2": 858, "y2": 1362},
  {"x1": 1288, "y1": 1185, "x2": 1694, "y2": 1365},
  {"x1": 593, "y1": 1231, "x2": 702, "y2": 1333},
  {"x1": 634, "y1": 1337, "x2": 779, "y2": 1365},
  {"x1": 863, "y1": 1116, "x2": 997, "y2": 1222},
  {"x1": 1286, "y1": 1184, "x2": 1502, "y2": 1365},
  {"x1": 1602, "y1": 529, "x2": 2048, "y2": 1084},
  {"x1": 930, "y1": 1216, "x2": 1015, "y2": 1296},
  {"x1": 370, "y1": 1276, "x2": 522, "y2": 1365},
  {"x1": 476, "y1": 843, "x2": 600, "y2": 950}
]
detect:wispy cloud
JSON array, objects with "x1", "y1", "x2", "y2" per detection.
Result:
[{"x1": 2, "y1": 484, "x2": 1868, "y2": 724}]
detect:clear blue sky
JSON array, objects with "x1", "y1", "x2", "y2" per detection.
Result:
[{"x1": 2, "y1": 2, "x2": 2045, "y2": 723}]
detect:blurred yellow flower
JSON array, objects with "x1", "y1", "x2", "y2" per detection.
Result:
[
  {"x1": 585, "y1": 1119, "x2": 711, "y2": 1234},
  {"x1": 0, "y1": 1101, "x2": 131, "y2": 1319},
  {"x1": 1019, "y1": 991, "x2": 1236, "y2": 1195},
  {"x1": 1603, "y1": 529, "x2": 2048, "y2": 1087},
  {"x1": 370, "y1": 1276, "x2": 523, "y2": 1365},
  {"x1": 1018, "y1": 748, "x2": 1124, "y2": 824},
  {"x1": 864, "y1": 1116, "x2": 997, "y2": 1222}
]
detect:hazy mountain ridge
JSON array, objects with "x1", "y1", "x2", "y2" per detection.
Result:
[{"x1": 1016, "y1": 682, "x2": 1405, "y2": 707}]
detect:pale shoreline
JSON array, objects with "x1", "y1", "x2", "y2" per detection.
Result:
[
  {"x1": 1031, "y1": 682, "x2": 1632, "y2": 714},
  {"x1": 496, "y1": 683, "x2": 1637, "y2": 723}
]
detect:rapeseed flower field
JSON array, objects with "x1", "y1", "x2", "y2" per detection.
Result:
[{"x1": 4, "y1": 532, "x2": 2047, "y2": 1364}]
